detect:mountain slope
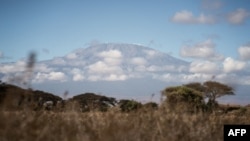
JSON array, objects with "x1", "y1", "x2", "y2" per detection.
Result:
[
  {"x1": 0, "y1": 43, "x2": 190, "y2": 87},
  {"x1": 37, "y1": 43, "x2": 189, "y2": 82},
  {"x1": 68, "y1": 43, "x2": 187, "y2": 66}
]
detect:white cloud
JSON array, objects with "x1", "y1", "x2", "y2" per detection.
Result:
[
  {"x1": 97, "y1": 50, "x2": 123, "y2": 65},
  {"x1": 215, "y1": 73, "x2": 248, "y2": 85},
  {"x1": 49, "y1": 72, "x2": 66, "y2": 81},
  {"x1": 70, "y1": 68, "x2": 82, "y2": 74},
  {"x1": 88, "y1": 61, "x2": 106, "y2": 73},
  {"x1": 147, "y1": 65, "x2": 163, "y2": 72},
  {"x1": 73, "y1": 74, "x2": 84, "y2": 81},
  {"x1": 0, "y1": 60, "x2": 26, "y2": 73},
  {"x1": 34, "y1": 72, "x2": 48, "y2": 83},
  {"x1": 34, "y1": 71, "x2": 66, "y2": 82},
  {"x1": 223, "y1": 57, "x2": 246, "y2": 73},
  {"x1": 227, "y1": 8, "x2": 249, "y2": 24},
  {"x1": 87, "y1": 74, "x2": 128, "y2": 81},
  {"x1": 98, "y1": 50, "x2": 122, "y2": 59},
  {"x1": 180, "y1": 39, "x2": 223, "y2": 60},
  {"x1": 171, "y1": 10, "x2": 216, "y2": 24},
  {"x1": 189, "y1": 61, "x2": 218, "y2": 74},
  {"x1": 70, "y1": 68, "x2": 84, "y2": 81},
  {"x1": 143, "y1": 50, "x2": 158, "y2": 57},
  {"x1": 105, "y1": 74, "x2": 128, "y2": 81},
  {"x1": 0, "y1": 65, "x2": 16, "y2": 73},
  {"x1": 147, "y1": 65, "x2": 176, "y2": 72},
  {"x1": 130, "y1": 57, "x2": 147, "y2": 66},
  {"x1": 35, "y1": 63, "x2": 53, "y2": 72},
  {"x1": 238, "y1": 45, "x2": 250, "y2": 60},
  {"x1": 51, "y1": 57, "x2": 66, "y2": 65},
  {"x1": 103, "y1": 57, "x2": 122, "y2": 66},
  {"x1": 153, "y1": 73, "x2": 212, "y2": 83},
  {"x1": 88, "y1": 61, "x2": 123, "y2": 74},
  {"x1": 181, "y1": 73, "x2": 212, "y2": 82},
  {"x1": 85, "y1": 50, "x2": 125, "y2": 81},
  {"x1": 66, "y1": 53, "x2": 78, "y2": 59}
]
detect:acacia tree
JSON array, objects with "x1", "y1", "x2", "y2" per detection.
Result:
[
  {"x1": 184, "y1": 81, "x2": 234, "y2": 108},
  {"x1": 203, "y1": 81, "x2": 234, "y2": 107},
  {"x1": 184, "y1": 82, "x2": 204, "y2": 92}
]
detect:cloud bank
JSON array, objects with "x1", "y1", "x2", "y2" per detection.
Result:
[
  {"x1": 180, "y1": 39, "x2": 223, "y2": 60},
  {"x1": 223, "y1": 57, "x2": 246, "y2": 73},
  {"x1": 227, "y1": 8, "x2": 249, "y2": 25},
  {"x1": 0, "y1": 43, "x2": 249, "y2": 87},
  {"x1": 238, "y1": 45, "x2": 250, "y2": 60},
  {"x1": 170, "y1": 8, "x2": 249, "y2": 25},
  {"x1": 170, "y1": 10, "x2": 215, "y2": 24}
]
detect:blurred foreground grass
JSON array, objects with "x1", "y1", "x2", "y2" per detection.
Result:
[{"x1": 1, "y1": 108, "x2": 250, "y2": 141}]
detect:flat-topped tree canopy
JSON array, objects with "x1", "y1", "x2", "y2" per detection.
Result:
[{"x1": 184, "y1": 81, "x2": 234, "y2": 108}]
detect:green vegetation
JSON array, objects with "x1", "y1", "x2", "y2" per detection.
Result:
[
  {"x1": 162, "y1": 86, "x2": 204, "y2": 113},
  {"x1": 184, "y1": 81, "x2": 234, "y2": 111},
  {"x1": 118, "y1": 99, "x2": 142, "y2": 112},
  {"x1": 69, "y1": 93, "x2": 116, "y2": 112}
]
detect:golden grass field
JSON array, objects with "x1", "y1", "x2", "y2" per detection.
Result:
[{"x1": 1, "y1": 105, "x2": 250, "y2": 141}]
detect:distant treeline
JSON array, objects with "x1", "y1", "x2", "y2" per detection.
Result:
[{"x1": 0, "y1": 81, "x2": 249, "y2": 114}]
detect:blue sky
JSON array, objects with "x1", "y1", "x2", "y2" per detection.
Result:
[
  {"x1": 1, "y1": 0, "x2": 250, "y2": 104},
  {"x1": 0, "y1": 0, "x2": 249, "y2": 62}
]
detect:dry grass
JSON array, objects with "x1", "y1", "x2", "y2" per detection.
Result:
[{"x1": 1, "y1": 107, "x2": 250, "y2": 141}]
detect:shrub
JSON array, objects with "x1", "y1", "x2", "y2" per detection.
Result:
[
  {"x1": 70, "y1": 93, "x2": 117, "y2": 112},
  {"x1": 162, "y1": 86, "x2": 205, "y2": 113},
  {"x1": 118, "y1": 99, "x2": 142, "y2": 112}
]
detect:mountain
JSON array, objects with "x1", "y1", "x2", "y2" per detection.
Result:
[
  {"x1": 37, "y1": 43, "x2": 189, "y2": 82},
  {"x1": 32, "y1": 43, "x2": 190, "y2": 102},
  {"x1": 67, "y1": 43, "x2": 187, "y2": 66}
]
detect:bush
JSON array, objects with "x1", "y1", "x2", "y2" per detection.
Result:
[
  {"x1": 118, "y1": 99, "x2": 142, "y2": 112},
  {"x1": 162, "y1": 86, "x2": 205, "y2": 113},
  {"x1": 143, "y1": 102, "x2": 158, "y2": 110},
  {"x1": 70, "y1": 93, "x2": 117, "y2": 112}
]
